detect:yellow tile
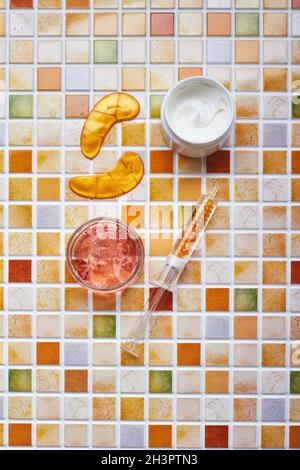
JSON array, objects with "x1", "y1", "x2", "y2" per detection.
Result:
[
  {"x1": 9, "y1": 205, "x2": 32, "y2": 228},
  {"x1": 37, "y1": 260, "x2": 61, "y2": 283},
  {"x1": 122, "y1": 122, "x2": 145, "y2": 146},
  {"x1": 150, "y1": 178, "x2": 173, "y2": 201},
  {"x1": 9, "y1": 177, "x2": 32, "y2": 201}
]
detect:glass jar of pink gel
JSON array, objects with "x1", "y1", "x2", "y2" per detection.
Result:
[{"x1": 67, "y1": 217, "x2": 144, "y2": 293}]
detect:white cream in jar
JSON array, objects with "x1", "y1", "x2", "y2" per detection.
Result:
[{"x1": 161, "y1": 77, "x2": 234, "y2": 158}]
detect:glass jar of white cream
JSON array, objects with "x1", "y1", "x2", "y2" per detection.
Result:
[{"x1": 161, "y1": 77, "x2": 234, "y2": 158}]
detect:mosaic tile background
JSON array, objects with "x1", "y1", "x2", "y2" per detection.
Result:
[{"x1": 0, "y1": 0, "x2": 299, "y2": 450}]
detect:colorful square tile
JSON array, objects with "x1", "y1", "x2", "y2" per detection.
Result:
[{"x1": 235, "y1": 13, "x2": 259, "y2": 36}]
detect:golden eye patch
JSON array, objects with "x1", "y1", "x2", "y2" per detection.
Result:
[
  {"x1": 69, "y1": 152, "x2": 144, "y2": 200},
  {"x1": 81, "y1": 92, "x2": 140, "y2": 160}
]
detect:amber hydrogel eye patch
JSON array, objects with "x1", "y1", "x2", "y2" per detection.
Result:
[
  {"x1": 81, "y1": 92, "x2": 140, "y2": 160},
  {"x1": 69, "y1": 151, "x2": 144, "y2": 199}
]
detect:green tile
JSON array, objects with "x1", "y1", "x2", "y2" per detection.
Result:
[
  {"x1": 9, "y1": 369, "x2": 32, "y2": 392},
  {"x1": 93, "y1": 315, "x2": 116, "y2": 338},
  {"x1": 9, "y1": 95, "x2": 33, "y2": 118},
  {"x1": 292, "y1": 97, "x2": 300, "y2": 118},
  {"x1": 234, "y1": 288, "x2": 257, "y2": 311},
  {"x1": 290, "y1": 371, "x2": 300, "y2": 394},
  {"x1": 149, "y1": 370, "x2": 172, "y2": 393},
  {"x1": 235, "y1": 13, "x2": 259, "y2": 36},
  {"x1": 94, "y1": 40, "x2": 118, "y2": 63},
  {"x1": 150, "y1": 95, "x2": 164, "y2": 119}
]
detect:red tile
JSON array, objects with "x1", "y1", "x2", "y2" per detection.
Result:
[
  {"x1": 291, "y1": 261, "x2": 300, "y2": 284},
  {"x1": 207, "y1": 150, "x2": 230, "y2": 174},
  {"x1": 151, "y1": 13, "x2": 174, "y2": 36},
  {"x1": 293, "y1": 0, "x2": 300, "y2": 8},
  {"x1": 290, "y1": 426, "x2": 300, "y2": 448},
  {"x1": 205, "y1": 425, "x2": 228, "y2": 448},
  {"x1": 149, "y1": 288, "x2": 173, "y2": 311},
  {"x1": 9, "y1": 259, "x2": 32, "y2": 283},
  {"x1": 292, "y1": 151, "x2": 300, "y2": 173},
  {"x1": 10, "y1": 0, "x2": 33, "y2": 7}
]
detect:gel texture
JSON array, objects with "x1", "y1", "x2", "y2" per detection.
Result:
[
  {"x1": 81, "y1": 92, "x2": 140, "y2": 160},
  {"x1": 69, "y1": 151, "x2": 144, "y2": 199}
]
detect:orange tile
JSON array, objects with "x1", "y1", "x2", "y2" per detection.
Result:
[
  {"x1": 150, "y1": 232, "x2": 173, "y2": 256},
  {"x1": 11, "y1": 0, "x2": 33, "y2": 7},
  {"x1": 261, "y1": 426, "x2": 285, "y2": 449},
  {"x1": 65, "y1": 260, "x2": 74, "y2": 283},
  {"x1": 150, "y1": 150, "x2": 173, "y2": 173},
  {"x1": 292, "y1": 206, "x2": 300, "y2": 229},
  {"x1": 37, "y1": 342, "x2": 60, "y2": 365},
  {"x1": 37, "y1": 177, "x2": 60, "y2": 201},
  {"x1": 206, "y1": 288, "x2": 229, "y2": 311},
  {"x1": 66, "y1": 0, "x2": 89, "y2": 7},
  {"x1": 37, "y1": 67, "x2": 61, "y2": 91},
  {"x1": 207, "y1": 177, "x2": 230, "y2": 201},
  {"x1": 149, "y1": 424, "x2": 172, "y2": 448},
  {"x1": 263, "y1": 260, "x2": 286, "y2": 284},
  {"x1": 234, "y1": 316, "x2": 257, "y2": 339},
  {"x1": 205, "y1": 371, "x2": 229, "y2": 394},
  {"x1": 9, "y1": 423, "x2": 31, "y2": 447},
  {"x1": 177, "y1": 343, "x2": 201, "y2": 366},
  {"x1": 262, "y1": 288, "x2": 286, "y2": 312},
  {"x1": 9, "y1": 150, "x2": 32, "y2": 173},
  {"x1": 121, "y1": 397, "x2": 144, "y2": 421},
  {"x1": 262, "y1": 343, "x2": 286, "y2": 367},
  {"x1": 207, "y1": 13, "x2": 231, "y2": 36},
  {"x1": 178, "y1": 67, "x2": 202, "y2": 81},
  {"x1": 292, "y1": 178, "x2": 300, "y2": 202},
  {"x1": 93, "y1": 293, "x2": 116, "y2": 311},
  {"x1": 65, "y1": 95, "x2": 89, "y2": 118},
  {"x1": 264, "y1": 150, "x2": 287, "y2": 174},
  {"x1": 263, "y1": 67, "x2": 287, "y2": 92},
  {"x1": 263, "y1": 233, "x2": 286, "y2": 257},
  {"x1": 121, "y1": 343, "x2": 144, "y2": 366},
  {"x1": 235, "y1": 123, "x2": 259, "y2": 146},
  {"x1": 235, "y1": 40, "x2": 259, "y2": 64},
  {"x1": 178, "y1": 177, "x2": 201, "y2": 201},
  {"x1": 65, "y1": 369, "x2": 88, "y2": 392}
]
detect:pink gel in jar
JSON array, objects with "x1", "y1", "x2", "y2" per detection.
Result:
[{"x1": 67, "y1": 217, "x2": 144, "y2": 293}]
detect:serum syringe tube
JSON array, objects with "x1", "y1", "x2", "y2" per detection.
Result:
[{"x1": 121, "y1": 187, "x2": 217, "y2": 357}]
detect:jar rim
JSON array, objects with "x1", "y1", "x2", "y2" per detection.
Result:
[{"x1": 161, "y1": 76, "x2": 235, "y2": 147}]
